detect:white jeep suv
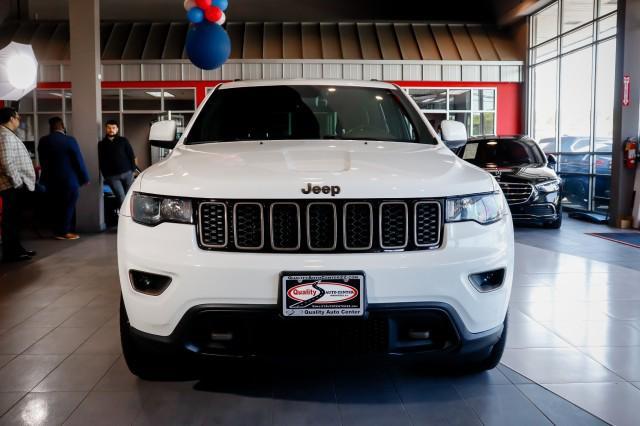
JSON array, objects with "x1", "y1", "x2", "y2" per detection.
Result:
[{"x1": 118, "y1": 80, "x2": 513, "y2": 379}]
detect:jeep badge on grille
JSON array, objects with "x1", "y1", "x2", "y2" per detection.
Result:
[{"x1": 301, "y1": 183, "x2": 341, "y2": 196}]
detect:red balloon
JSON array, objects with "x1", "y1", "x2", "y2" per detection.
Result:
[
  {"x1": 205, "y1": 6, "x2": 223, "y2": 23},
  {"x1": 195, "y1": 0, "x2": 211, "y2": 9}
]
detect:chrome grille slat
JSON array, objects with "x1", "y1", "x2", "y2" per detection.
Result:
[
  {"x1": 499, "y1": 182, "x2": 533, "y2": 205},
  {"x1": 197, "y1": 199, "x2": 442, "y2": 253}
]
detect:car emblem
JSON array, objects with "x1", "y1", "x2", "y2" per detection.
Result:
[{"x1": 301, "y1": 183, "x2": 341, "y2": 196}]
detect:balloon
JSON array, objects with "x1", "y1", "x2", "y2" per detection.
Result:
[
  {"x1": 204, "y1": 6, "x2": 223, "y2": 23},
  {"x1": 195, "y1": 0, "x2": 211, "y2": 9},
  {"x1": 215, "y1": 12, "x2": 226, "y2": 26},
  {"x1": 187, "y1": 7, "x2": 204, "y2": 24},
  {"x1": 183, "y1": 0, "x2": 197, "y2": 11},
  {"x1": 186, "y1": 22, "x2": 231, "y2": 70},
  {"x1": 212, "y1": 0, "x2": 228, "y2": 11}
]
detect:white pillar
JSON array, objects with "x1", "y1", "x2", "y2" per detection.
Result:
[{"x1": 69, "y1": 0, "x2": 104, "y2": 232}]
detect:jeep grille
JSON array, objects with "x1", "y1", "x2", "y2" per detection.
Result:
[{"x1": 197, "y1": 199, "x2": 442, "y2": 253}]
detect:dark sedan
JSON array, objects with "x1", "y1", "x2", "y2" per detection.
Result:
[{"x1": 455, "y1": 136, "x2": 562, "y2": 228}]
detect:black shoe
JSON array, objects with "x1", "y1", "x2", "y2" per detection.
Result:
[
  {"x1": 3, "y1": 253, "x2": 31, "y2": 262},
  {"x1": 21, "y1": 249, "x2": 37, "y2": 257}
]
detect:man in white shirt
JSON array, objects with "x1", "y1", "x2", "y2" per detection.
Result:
[{"x1": 0, "y1": 107, "x2": 37, "y2": 262}]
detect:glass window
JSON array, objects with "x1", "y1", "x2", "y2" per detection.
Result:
[
  {"x1": 473, "y1": 90, "x2": 495, "y2": 111},
  {"x1": 449, "y1": 89, "x2": 472, "y2": 110},
  {"x1": 598, "y1": 0, "x2": 617, "y2": 16},
  {"x1": 37, "y1": 90, "x2": 64, "y2": 112},
  {"x1": 561, "y1": 24, "x2": 594, "y2": 54},
  {"x1": 16, "y1": 114, "x2": 35, "y2": 142},
  {"x1": 597, "y1": 13, "x2": 617, "y2": 39},
  {"x1": 531, "y1": 60, "x2": 558, "y2": 151},
  {"x1": 559, "y1": 153, "x2": 590, "y2": 173},
  {"x1": 593, "y1": 175, "x2": 611, "y2": 213},
  {"x1": 409, "y1": 89, "x2": 447, "y2": 111},
  {"x1": 163, "y1": 89, "x2": 196, "y2": 111},
  {"x1": 122, "y1": 89, "x2": 162, "y2": 111},
  {"x1": 594, "y1": 154, "x2": 612, "y2": 174},
  {"x1": 562, "y1": 0, "x2": 595, "y2": 32},
  {"x1": 532, "y1": 3, "x2": 559, "y2": 46},
  {"x1": 17, "y1": 92, "x2": 35, "y2": 113},
  {"x1": 63, "y1": 90, "x2": 72, "y2": 112},
  {"x1": 102, "y1": 90, "x2": 120, "y2": 111},
  {"x1": 64, "y1": 114, "x2": 73, "y2": 135},
  {"x1": 561, "y1": 174, "x2": 590, "y2": 209},
  {"x1": 559, "y1": 47, "x2": 593, "y2": 151},
  {"x1": 186, "y1": 85, "x2": 433, "y2": 145},
  {"x1": 532, "y1": 40, "x2": 558, "y2": 64},
  {"x1": 472, "y1": 113, "x2": 496, "y2": 136},
  {"x1": 594, "y1": 39, "x2": 615, "y2": 153}
]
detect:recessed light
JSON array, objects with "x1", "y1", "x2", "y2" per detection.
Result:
[{"x1": 327, "y1": 88, "x2": 336, "y2": 92}]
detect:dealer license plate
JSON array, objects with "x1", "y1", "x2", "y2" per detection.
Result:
[{"x1": 280, "y1": 272, "x2": 365, "y2": 317}]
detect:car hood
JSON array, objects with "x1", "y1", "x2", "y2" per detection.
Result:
[
  {"x1": 481, "y1": 164, "x2": 559, "y2": 184},
  {"x1": 139, "y1": 140, "x2": 495, "y2": 199}
]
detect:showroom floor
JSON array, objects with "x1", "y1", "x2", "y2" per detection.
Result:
[{"x1": 0, "y1": 218, "x2": 639, "y2": 425}]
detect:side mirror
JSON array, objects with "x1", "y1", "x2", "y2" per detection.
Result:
[
  {"x1": 547, "y1": 154, "x2": 557, "y2": 168},
  {"x1": 149, "y1": 120, "x2": 178, "y2": 149},
  {"x1": 440, "y1": 120, "x2": 468, "y2": 149}
]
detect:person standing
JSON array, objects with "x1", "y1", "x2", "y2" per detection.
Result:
[
  {"x1": 38, "y1": 117, "x2": 90, "y2": 240},
  {"x1": 0, "y1": 107, "x2": 37, "y2": 262},
  {"x1": 98, "y1": 120, "x2": 136, "y2": 205}
]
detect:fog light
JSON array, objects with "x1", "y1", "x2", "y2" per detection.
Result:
[
  {"x1": 129, "y1": 270, "x2": 172, "y2": 295},
  {"x1": 469, "y1": 269, "x2": 505, "y2": 292}
]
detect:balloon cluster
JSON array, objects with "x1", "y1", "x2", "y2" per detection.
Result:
[{"x1": 184, "y1": 0, "x2": 231, "y2": 70}]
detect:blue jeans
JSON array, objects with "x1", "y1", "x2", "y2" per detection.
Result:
[{"x1": 105, "y1": 171, "x2": 134, "y2": 206}]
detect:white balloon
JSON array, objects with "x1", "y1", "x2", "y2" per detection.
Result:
[
  {"x1": 216, "y1": 12, "x2": 226, "y2": 25},
  {"x1": 183, "y1": 0, "x2": 196, "y2": 11}
]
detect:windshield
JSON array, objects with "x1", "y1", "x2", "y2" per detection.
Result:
[
  {"x1": 185, "y1": 85, "x2": 436, "y2": 145},
  {"x1": 458, "y1": 138, "x2": 546, "y2": 168}
]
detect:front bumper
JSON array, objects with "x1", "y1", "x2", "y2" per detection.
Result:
[
  {"x1": 509, "y1": 190, "x2": 561, "y2": 223},
  {"x1": 128, "y1": 302, "x2": 505, "y2": 361},
  {"x1": 118, "y1": 216, "x2": 514, "y2": 337}
]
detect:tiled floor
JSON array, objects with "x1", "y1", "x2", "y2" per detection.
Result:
[{"x1": 0, "y1": 217, "x2": 638, "y2": 425}]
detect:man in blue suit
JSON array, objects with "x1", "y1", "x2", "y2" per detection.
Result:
[{"x1": 38, "y1": 117, "x2": 90, "y2": 240}]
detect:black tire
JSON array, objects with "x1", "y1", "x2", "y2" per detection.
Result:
[
  {"x1": 544, "y1": 206, "x2": 563, "y2": 229},
  {"x1": 120, "y1": 297, "x2": 185, "y2": 380},
  {"x1": 468, "y1": 313, "x2": 508, "y2": 372}
]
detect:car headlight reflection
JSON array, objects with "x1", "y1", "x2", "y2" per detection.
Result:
[
  {"x1": 131, "y1": 192, "x2": 193, "y2": 226},
  {"x1": 445, "y1": 192, "x2": 508, "y2": 225}
]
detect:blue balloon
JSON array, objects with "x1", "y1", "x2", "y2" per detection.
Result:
[
  {"x1": 187, "y1": 7, "x2": 204, "y2": 24},
  {"x1": 186, "y1": 22, "x2": 231, "y2": 70},
  {"x1": 212, "y1": 0, "x2": 228, "y2": 11}
]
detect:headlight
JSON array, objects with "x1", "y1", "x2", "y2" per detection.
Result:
[
  {"x1": 535, "y1": 180, "x2": 560, "y2": 193},
  {"x1": 446, "y1": 192, "x2": 508, "y2": 225},
  {"x1": 131, "y1": 192, "x2": 193, "y2": 226}
]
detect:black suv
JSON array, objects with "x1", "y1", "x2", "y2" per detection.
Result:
[{"x1": 455, "y1": 136, "x2": 562, "y2": 228}]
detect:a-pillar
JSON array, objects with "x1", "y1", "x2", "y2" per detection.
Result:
[
  {"x1": 611, "y1": 0, "x2": 640, "y2": 227},
  {"x1": 69, "y1": 0, "x2": 104, "y2": 232}
]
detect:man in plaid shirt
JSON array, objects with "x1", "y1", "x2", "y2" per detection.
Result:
[{"x1": 0, "y1": 107, "x2": 37, "y2": 262}]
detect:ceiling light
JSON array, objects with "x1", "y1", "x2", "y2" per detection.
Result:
[
  {"x1": 375, "y1": 95, "x2": 383, "y2": 101},
  {"x1": 487, "y1": 141, "x2": 498, "y2": 146},
  {"x1": 327, "y1": 88, "x2": 336, "y2": 92},
  {"x1": 145, "y1": 91, "x2": 173, "y2": 98},
  {"x1": 7, "y1": 54, "x2": 37, "y2": 90}
]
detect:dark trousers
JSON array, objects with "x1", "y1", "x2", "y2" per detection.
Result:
[
  {"x1": 49, "y1": 187, "x2": 79, "y2": 236},
  {"x1": 1, "y1": 187, "x2": 25, "y2": 257},
  {"x1": 105, "y1": 171, "x2": 134, "y2": 206}
]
